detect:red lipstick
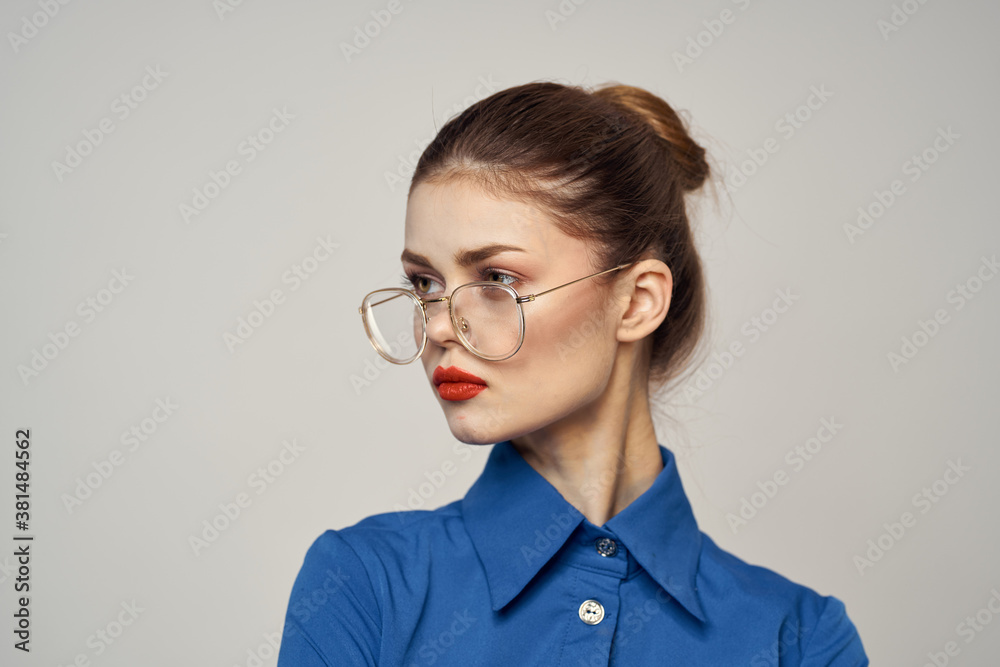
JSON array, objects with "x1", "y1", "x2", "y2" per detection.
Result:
[{"x1": 433, "y1": 366, "x2": 487, "y2": 401}]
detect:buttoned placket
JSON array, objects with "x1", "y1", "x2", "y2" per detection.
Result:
[{"x1": 551, "y1": 522, "x2": 634, "y2": 666}]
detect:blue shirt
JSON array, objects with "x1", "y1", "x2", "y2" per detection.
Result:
[{"x1": 277, "y1": 440, "x2": 868, "y2": 665}]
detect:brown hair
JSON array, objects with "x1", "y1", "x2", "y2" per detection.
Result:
[{"x1": 409, "y1": 80, "x2": 711, "y2": 392}]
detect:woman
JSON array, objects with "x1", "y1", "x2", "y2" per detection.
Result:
[{"x1": 277, "y1": 80, "x2": 868, "y2": 665}]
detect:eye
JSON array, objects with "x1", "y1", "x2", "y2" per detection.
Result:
[
  {"x1": 481, "y1": 267, "x2": 519, "y2": 287},
  {"x1": 400, "y1": 271, "x2": 443, "y2": 296}
]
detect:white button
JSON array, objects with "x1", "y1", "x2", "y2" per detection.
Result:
[{"x1": 578, "y1": 599, "x2": 605, "y2": 625}]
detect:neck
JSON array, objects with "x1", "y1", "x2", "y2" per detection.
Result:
[{"x1": 509, "y1": 353, "x2": 663, "y2": 527}]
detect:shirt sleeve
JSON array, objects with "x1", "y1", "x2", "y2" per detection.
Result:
[
  {"x1": 800, "y1": 595, "x2": 869, "y2": 666},
  {"x1": 276, "y1": 529, "x2": 382, "y2": 666}
]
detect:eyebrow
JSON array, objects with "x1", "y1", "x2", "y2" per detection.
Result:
[{"x1": 400, "y1": 243, "x2": 527, "y2": 269}]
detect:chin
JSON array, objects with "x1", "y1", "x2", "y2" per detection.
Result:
[
  {"x1": 441, "y1": 405, "x2": 511, "y2": 446},
  {"x1": 451, "y1": 432, "x2": 498, "y2": 446},
  {"x1": 445, "y1": 422, "x2": 501, "y2": 446},
  {"x1": 434, "y1": 383, "x2": 537, "y2": 444}
]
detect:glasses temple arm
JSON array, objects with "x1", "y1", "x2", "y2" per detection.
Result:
[{"x1": 516, "y1": 262, "x2": 635, "y2": 303}]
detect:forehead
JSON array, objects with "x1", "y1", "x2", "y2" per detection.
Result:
[{"x1": 403, "y1": 179, "x2": 560, "y2": 262}]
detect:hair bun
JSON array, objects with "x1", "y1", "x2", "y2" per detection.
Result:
[{"x1": 593, "y1": 84, "x2": 710, "y2": 192}]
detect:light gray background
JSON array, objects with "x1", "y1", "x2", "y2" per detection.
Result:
[{"x1": 2, "y1": 0, "x2": 998, "y2": 664}]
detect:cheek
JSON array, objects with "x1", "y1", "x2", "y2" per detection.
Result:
[{"x1": 515, "y1": 300, "x2": 615, "y2": 381}]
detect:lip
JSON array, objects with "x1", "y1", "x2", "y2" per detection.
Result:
[
  {"x1": 433, "y1": 365, "x2": 486, "y2": 386},
  {"x1": 433, "y1": 365, "x2": 487, "y2": 402}
]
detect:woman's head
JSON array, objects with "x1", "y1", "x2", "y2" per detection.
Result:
[{"x1": 402, "y1": 80, "x2": 710, "y2": 444}]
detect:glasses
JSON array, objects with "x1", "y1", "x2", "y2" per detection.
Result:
[{"x1": 358, "y1": 262, "x2": 635, "y2": 364}]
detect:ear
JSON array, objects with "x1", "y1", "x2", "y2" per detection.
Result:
[{"x1": 616, "y1": 259, "x2": 672, "y2": 343}]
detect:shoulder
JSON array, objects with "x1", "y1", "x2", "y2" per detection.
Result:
[
  {"x1": 697, "y1": 533, "x2": 869, "y2": 665},
  {"x1": 280, "y1": 502, "x2": 468, "y2": 664},
  {"x1": 292, "y1": 500, "x2": 466, "y2": 603},
  {"x1": 331, "y1": 500, "x2": 467, "y2": 570},
  {"x1": 697, "y1": 531, "x2": 822, "y2": 607}
]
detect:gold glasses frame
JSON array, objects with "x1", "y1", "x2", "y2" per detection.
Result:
[{"x1": 358, "y1": 261, "x2": 636, "y2": 364}]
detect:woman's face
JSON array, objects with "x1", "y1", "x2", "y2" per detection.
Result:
[{"x1": 403, "y1": 178, "x2": 629, "y2": 445}]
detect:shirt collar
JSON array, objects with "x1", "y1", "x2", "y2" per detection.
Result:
[{"x1": 461, "y1": 440, "x2": 706, "y2": 622}]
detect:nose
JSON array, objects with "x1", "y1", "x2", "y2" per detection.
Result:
[{"x1": 423, "y1": 297, "x2": 459, "y2": 350}]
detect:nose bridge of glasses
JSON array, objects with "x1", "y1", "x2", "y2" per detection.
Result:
[
  {"x1": 420, "y1": 293, "x2": 450, "y2": 317},
  {"x1": 419, "y1": 294, "x2": 455, "y2": 337}
]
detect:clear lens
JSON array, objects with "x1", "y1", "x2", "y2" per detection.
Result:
[
  {"x1": 361, "y1": 289, "x2": 423, "y2": 363},
  {"x1": 451, "y1": 283, "x2": 523, "y2": 360}
]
